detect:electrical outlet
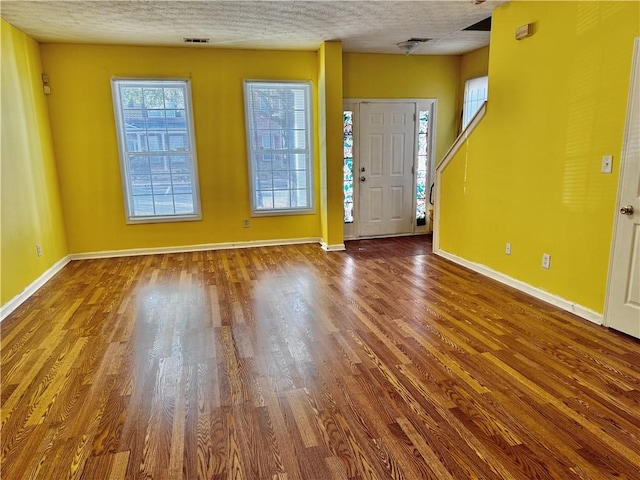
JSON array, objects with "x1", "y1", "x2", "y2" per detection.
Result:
[
  {"x1": 601, "y1": 155, "x2": 613, "y2": 174},
  {"x1": 243, "y1": 219, "x2": 250, "y2": 228},
  {"x1": 542, "y1": 253, "x2": 551, "y2": 269},
  {"x1": 505, "y1": 242, "x2": 512, "y2": 255},
  {"x1": 36, "y1": 244, "x2": 42, "y2": 257}
]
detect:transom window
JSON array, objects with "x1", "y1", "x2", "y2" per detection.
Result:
[
  {"x1": 244, "y1": 81, "x2": 313, "y2": 215},
  {"x1": 111, "y1": 79, "x2": 201, "y2": 223}
]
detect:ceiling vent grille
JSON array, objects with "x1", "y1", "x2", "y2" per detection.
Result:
[{"x1": 183, "y1": 38, "x2": 210, "y2": 44}]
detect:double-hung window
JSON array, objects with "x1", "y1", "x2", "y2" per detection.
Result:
[
  {"x1": 112, "y1": 79, "x2": 201, "y2": 223},
  {"x1": 244, "y1": 81, "x2": 314, "y2": 215}
]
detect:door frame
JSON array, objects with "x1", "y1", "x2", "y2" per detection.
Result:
[
  {"x1": 342, "y1": 98, "x2": 438, "y2": 240},
  {"x1": 604, "y1": 37, "x2": 640, "y2": 330}
]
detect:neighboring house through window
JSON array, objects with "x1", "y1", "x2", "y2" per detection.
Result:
[
  {"x1": 111, "y1": 78, "x2": 201, "y2": 223},
  {"x1": 244, "y1": 81, "x2": 314, "y2": 215}
]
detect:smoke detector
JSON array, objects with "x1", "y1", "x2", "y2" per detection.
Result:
[{"x1": 396, "y1": 38, "x2": 430, "y2": 55}]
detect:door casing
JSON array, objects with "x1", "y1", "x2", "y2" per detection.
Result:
[{"x1": 343, "y1": 99, "x2": 437, "y2": 240}]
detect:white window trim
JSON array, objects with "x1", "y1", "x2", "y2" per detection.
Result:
[
  {"x1": 243, "y1": 80, "x2": 315, "y2": 216},
  {"x1": 111, "y1": 77, "x2": 202, "y2": 224}
]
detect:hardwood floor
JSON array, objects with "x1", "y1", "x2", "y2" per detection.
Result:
[{"x1": 2, "y1": 236, "x2": 639, "y2": 479}]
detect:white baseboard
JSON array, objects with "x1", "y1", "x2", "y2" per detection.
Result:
[
  {"x1": 434, "y1": 249, "x2": 603, "y2": 325},
  {"x1": 1, "y1": 255, "x2": 71, "y2": 322},
  {"x1": 70, "y1": 237, "x2": 322, "y2": 260},
  {"x1": 321, "y1": 242, "x2": 346, "y2": 252}
]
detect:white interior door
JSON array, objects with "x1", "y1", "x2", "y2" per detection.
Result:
[
  {"x1": 358, "y1": 102, "x2": 415, "y2": 237},
  {"x1": 606, "y1": 38, "x2": 640, "y2": 339}
]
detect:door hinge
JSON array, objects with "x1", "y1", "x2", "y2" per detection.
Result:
[
  {"x1": 413, "y1": 113, "x2": 416, "y2": 122},
  {"x1": 412, "y1": 166, "x2": 415, "y2": 174}
]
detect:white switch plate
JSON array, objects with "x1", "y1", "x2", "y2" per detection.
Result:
[
  {"x1": 601, "y1": 155, "x2": 613, "y2": 174},
  {"x1": 505, "y1": 242, "x2": 512, "y2": 255},
  {"x1": 542, "y1": 253, "x2": 551, "y2": 269}
]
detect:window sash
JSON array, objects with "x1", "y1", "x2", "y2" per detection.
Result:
[
  {"x1": 112, "y1": 79, "x2": 201, "y2": 223},
  {"x1": 244, "y1": 81, "x2": 314, "y2": 215}
]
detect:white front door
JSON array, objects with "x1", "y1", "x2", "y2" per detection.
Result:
[
  {"x1": 358, "y1": 102, "x2": 415, "y2": 237},
  {"x1": 606, "y1": 38, "x2": 640, "y2": 339}
]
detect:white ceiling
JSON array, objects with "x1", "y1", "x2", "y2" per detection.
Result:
[{"x1": 0, "y1": 0, "x2": 507, "y2": 55}]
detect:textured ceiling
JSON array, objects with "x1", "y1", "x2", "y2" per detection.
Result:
[{"x1": 0, "y1": 0, "x2": 507, "y2": 55}]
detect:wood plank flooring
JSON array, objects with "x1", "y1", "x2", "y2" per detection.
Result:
[{"x1": 2, "y1": 236, "x2": 639, "y2": 479}]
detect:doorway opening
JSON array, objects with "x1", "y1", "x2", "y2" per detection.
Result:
[{"x1": 343, "y1": 99, "x2": 437, "y2": 240}]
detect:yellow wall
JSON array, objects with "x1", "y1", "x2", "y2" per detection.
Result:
[
  {"x1": 1, "y1": 20, "x2": 68, "y2": 305},
  {"x1": 343, "y1": 53, "x2": 460, "y2": 164},
  {"x1": 40, "y1": 44, "x2": 321, "y2": 253},
  {"x1": 439, "y1": 1, "x2": 640, "y2": 313},
  {"x1": 318, "y1": 42, "x2": 345, "y2": 247},
  {"x1": 460, "y1": 46, "x2": 490, "y2": 83},
  {"x1": 458, "y1": 46, "x2": 490, "y2": 132}
]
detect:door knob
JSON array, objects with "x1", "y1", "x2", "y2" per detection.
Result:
[
  {"x1": 360, "y1": 176, "x2": 366, "y2": 182},
  {"x1": 620, "y1": 205, "x2": 634, "y2": 215}
]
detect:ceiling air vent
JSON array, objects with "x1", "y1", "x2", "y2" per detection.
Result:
[{"x1": 183, "y1": 38, "x2": 210, "y2": 44}]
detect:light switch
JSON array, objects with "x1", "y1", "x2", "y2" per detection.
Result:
[{"x1": 601, "y1": 155, "x2": 613, "y2": 174}]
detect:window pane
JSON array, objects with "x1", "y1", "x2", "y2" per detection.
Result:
[
  {"x1": 133, "y1": 196, "x2": 154, "y2": 216},
  {"x1": 172, "y1": 175, "x2": 192, "y2": 194},
  {"x1": 256, "y1": 191, "x2": 273, "y2": 209},
  {"x1": 121, "y1": 88, "x2": 143, "y2": 108},
  {"x1": 343, "y1": 110, "x2": 354, "y2": 223},
  {"x1": 174, "y1": 194, "x2": 194, "y2": 214},
  {"x1": 154, "y1": 195, "x2": 174, "y2": 214},
  {"x1": 291, "y1": 170, "x2": 307, "y2": 189},
  {"x1": 169, "y1": 133, "x2": 188, "y2": 152},
  {"x1": 170, "y1": 155, "x2": 190, "y2": 173},
  {"x1": 131, "y1": 175, "x2": 151, "y2": 195},
  {"x1": 273, "y1": 171, "x2": 289, "y2": 190},
  {"x1": 257, "y1": 154, "x2": 272, "y2": 171},
  {"x1": 257, "y1": 171, "x2": 273, "y2": 190},
  {"x1": 166, "y1": 111, "x2": 186, "y2": 130},
  {"x1": 147, "y1": 134, "x2": 166, "y2": 152},
  {"x1": 149, "y1": 155, "x2": 168, "y2": 173},
  {"x1": 273, "y1": 190, "x2": 290, "y2": 208},
  {"x1": 292, "y1": 189, "x2": 308, "y2": 208},
  {"x1": 273, "y1": 154, "x2": 289, "y2": 170},
  {"x1": 130, "y1": 156, "x2": 149, "y2": 174},
  {"x1": 245, "y1": 81, "x2": 313, "y2": 214},
  {"x1": 144, "y1": 88, "x2": 165, "y2": 109},
  {"x1": 113, "y1": 79, "x2": 200, "y2": 222},
  {"x1": 164, "y1": 88, "x2": 185, "y2": 109},
  {"x1": 291, "y1": 154, "x2": 306, "y2": 169},
  {"x1": 123, "y1": 109, "x2": 145, "y2": 131},
  {"x1": 151, "y1": 174, "x2": 171, "y2": 194}
]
